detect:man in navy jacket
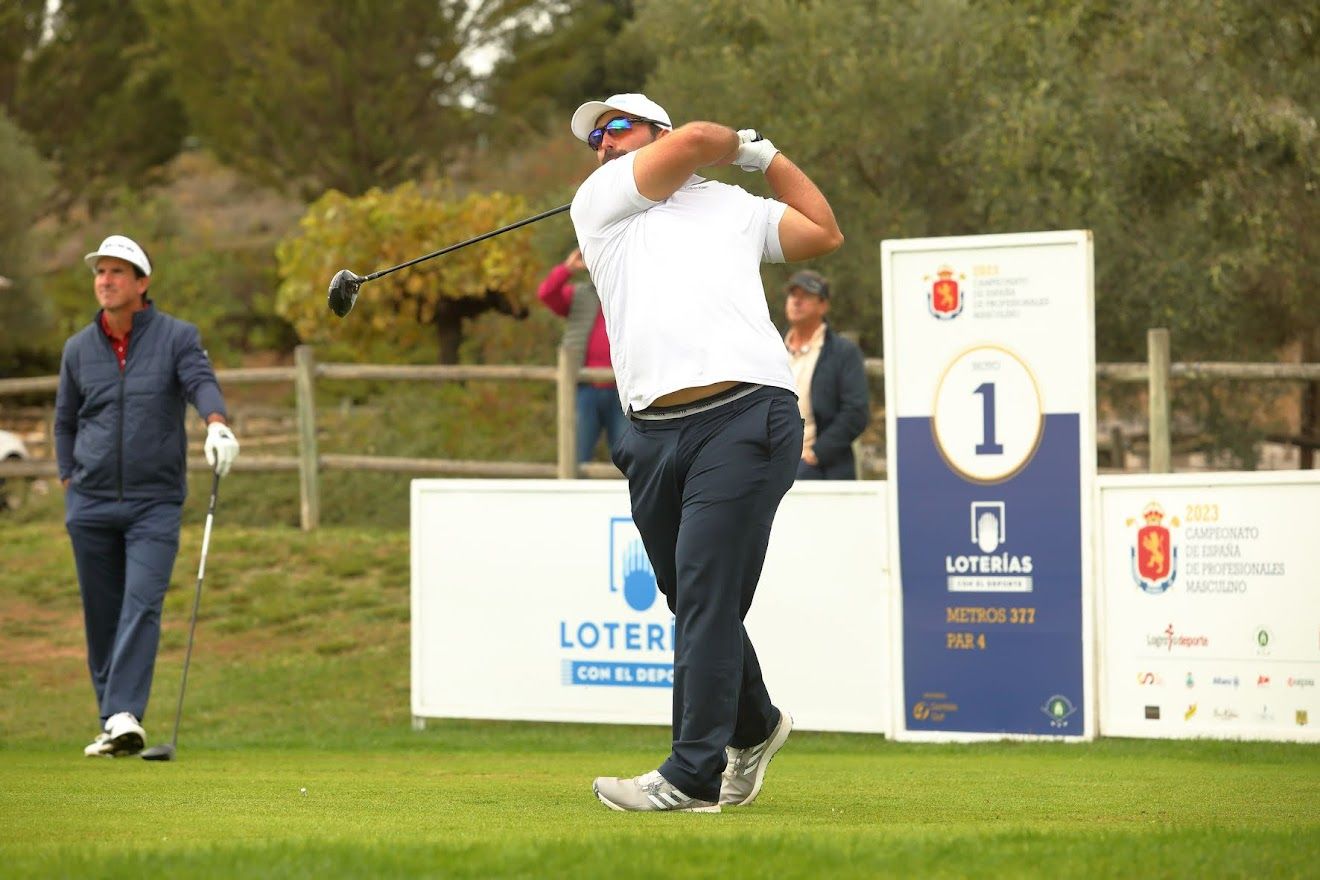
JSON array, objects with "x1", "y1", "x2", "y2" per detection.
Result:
[
  {"x1": 55, "y1": 235, "x2": 240, "y2": 758},
  {"x1": 783, "y1": 270, "x2": 871, "y2": 479}
]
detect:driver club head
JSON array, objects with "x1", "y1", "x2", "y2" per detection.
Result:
[
  {"x1": 327, "y1": 269, "x2": 365, "y2": 318},
  {"x1": 140, "y1": 743, "x2": 176, "y2": 761}
]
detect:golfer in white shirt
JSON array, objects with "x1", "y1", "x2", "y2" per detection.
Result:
[{"x1": 570, "y1": 94, "x2": 844, "y2": 813}]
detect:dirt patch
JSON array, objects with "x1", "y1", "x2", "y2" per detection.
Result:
[
  {"x1": 4, "y1": 639, "x2": 84, "y2": 664},
  {"x1": 0, "y1": 602, "x2": 85, "y2": 664}
]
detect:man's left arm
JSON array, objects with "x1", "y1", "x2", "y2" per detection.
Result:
[
  {"x1": 811, "y1": 341, "x2": 871, "y2": 467},
  {"x1": 175, "y1": 324, "x2": 239, "y2": 474},
  {"x1": 175, "y1": 324, "x2": 226, "y2": 421},
  {"x1": 733, "y1": 131, "x2": 843, "y2": 261}
]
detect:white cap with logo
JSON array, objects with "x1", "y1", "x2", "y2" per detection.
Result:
[
  {"x1": 84, "y1": 235, "x2": 152, "y2": 277},
  {"x1": 570, "y1": 93, "x2": 673, "y2": 143}
]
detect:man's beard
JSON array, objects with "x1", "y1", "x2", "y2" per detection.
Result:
[{"x1": 600, "y1": 131, "x2": 655, "y2": 165}]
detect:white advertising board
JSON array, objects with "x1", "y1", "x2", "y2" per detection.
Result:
[
  {"x1": 411, "y1": 480, "x2": 893, "y2": 734},
  {"x1": 1098, "y1": 471, "x2": 1320, "y2": 742}
]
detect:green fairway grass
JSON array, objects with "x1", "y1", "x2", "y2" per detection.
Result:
[{"x1": 2, "y1": 522, "x2": 1317, "y2": 878}]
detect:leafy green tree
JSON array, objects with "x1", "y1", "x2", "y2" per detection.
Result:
[
  {"x1": 0, "y1": 109, "x2": 55, "y2": 375},
  {"x1": 947, "y1": 0, "x2": 1318, "y2": 363},
  {"x1": 276, "y1": 185, "x2": 545, "y2": 363},
  {"x1": 631, "y1": 0, "x2": 1317, "y2": 369},
  {"x1": 0, "y1": 1, "x2": 44, "y2": 112},
  {"x1": 629, "y1": 0, "x2": 978, "y2": 347},
  {"x1": 480, "y1": 0, "x2": 653, "y2": 135},
  {"x1": 145, "y1": 0, "x2": 551, "y2": 199},
  {"x1": 9, "y1": 0, "x2": 187, "y2": 212}
]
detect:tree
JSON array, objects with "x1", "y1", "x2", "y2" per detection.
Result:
[
  {"x1": 0, "y1": 1, "x2": 44, "y2": 112},
  {"x1": 276, "y1": 185, "x2": 546, "y2": 363},
  {"x1": 145, "y1": 0, "x2": 552, "y2": 199},
  {"x1": 945, "y1": 0, "x2": 1319, "y2": 363},
  {"x1": 623, "y1": 0, "x2": 1316, "y2": 464},
  {"x1": 629, "y1": 0, "x2": 984, "y2": 349},
  {"x1": 630, "y1": 0, "x2": 1317, "y2": 367},
  {"x1": 479, "y1": 0, "x2": 653, "y2": 136},
  {"x1": 0, "y1": 109, "x2": 55, "y2": 375},
  {"x1": 9, "y1": 0, "x2": 187, "y2": 211}
]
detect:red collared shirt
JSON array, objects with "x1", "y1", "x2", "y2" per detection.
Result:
[{"x1": 99, "y1": 311, "x2": 132, "y2": 371}]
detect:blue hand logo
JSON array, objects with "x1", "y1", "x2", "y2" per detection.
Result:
[{"x1": 622, "y1": 540, "x2": 657, "y2": 612}]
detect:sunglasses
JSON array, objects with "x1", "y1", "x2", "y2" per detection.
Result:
[{"x1": 587, "y1": 117, "x2": 655, "y2": 150}]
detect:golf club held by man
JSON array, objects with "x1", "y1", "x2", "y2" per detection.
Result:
[{"x1": 56, "y1": 234, "x2": 239, "y2": 759}]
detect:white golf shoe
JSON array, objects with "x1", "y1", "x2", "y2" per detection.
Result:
[
  {"x1": 103, "y1": 712, "x2": 146, "y2": 757},
  {"x1": 593, "y1": 770, "x2": 720, "y2": 813},
  {"x1": 83, "y1": 731, "x2": 113, "y2": 757},
  {"x1": 719, "y1": 709, "x2": 793, "y2": 806}
]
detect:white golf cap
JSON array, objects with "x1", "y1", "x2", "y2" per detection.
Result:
[
  {"x1": 571, "y1": 93, "x2": 673, "y2": 143},
  {"x1": 84, "y1": 235, "x2": 152, "y2": 277}
]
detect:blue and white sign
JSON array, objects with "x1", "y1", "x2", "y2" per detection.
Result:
[
  {"x1": 411, "y1": 481, "x2": 895, "y2": 733},
  {"x1": 559, "y1": 517, "x2": 674, "y2": 689},
  {"x1": 882, "y1": 231, "x2": 1097, "y2": 740}
]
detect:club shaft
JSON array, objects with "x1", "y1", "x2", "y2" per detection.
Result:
[
  {"x1": 168, "y1": 470, "x2": 220, "y2": 749},
  {"x1": 363, "y1": 203, "x2": 571, "y2": 282}
]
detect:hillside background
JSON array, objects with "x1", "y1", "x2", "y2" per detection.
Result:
[{"x1": 1, "y1": 0, "x2": 1316, "y2": 518}]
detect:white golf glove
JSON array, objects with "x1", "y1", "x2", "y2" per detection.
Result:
[
  {"x1": 734, "y1": 129, "x2": 779, "y2": 173},
  {"x1": 204, "y1": 421, "x2": 240, "y2": 477}
]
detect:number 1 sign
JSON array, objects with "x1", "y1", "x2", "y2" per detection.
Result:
[{"x1": 881, "y1": 232, "x2": 1097, "y2": 741}]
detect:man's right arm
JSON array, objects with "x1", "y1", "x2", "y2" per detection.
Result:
[
  {"x1": 632, "y1": 122, "x2": 740, "y2": 202},
  {"x1": 54, "y1": 343, "x2": 80, "y2": 487}
]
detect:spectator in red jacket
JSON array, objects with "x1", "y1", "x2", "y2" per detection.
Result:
[{"x1": 537, "y1": 248, "x2": 625, "y2": 463}]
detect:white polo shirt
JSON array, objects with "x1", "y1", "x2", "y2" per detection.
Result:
[{"x1": 570, "y1": 152, "x2": 795, "y2": 414}]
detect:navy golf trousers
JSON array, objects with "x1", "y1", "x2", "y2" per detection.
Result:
[
  {"x1": 611, "y1": 385, "x2": 802, "y2": 802},
  {"x1": 65, "y1": 489, "x2": 182, "y2": 725}
]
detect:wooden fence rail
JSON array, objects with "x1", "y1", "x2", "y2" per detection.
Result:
[{"x1": 2, "y1": 328, "x2": 1317, "y2": 530}]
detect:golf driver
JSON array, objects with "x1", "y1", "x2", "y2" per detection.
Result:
[
  {"x1": 142, "y1": 470, "x2": 221, "y2": 761},
  {"x1": 328, "y1": 202, "x2": 571, "y2": 318}
]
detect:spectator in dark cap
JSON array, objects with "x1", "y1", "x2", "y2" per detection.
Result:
[{"x1": 783, "y1": 269, "x2": 870, "y2": 479}]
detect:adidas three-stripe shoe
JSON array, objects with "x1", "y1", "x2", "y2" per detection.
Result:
[
  {"x1": 720, "y1": 709, "x2": 793, "y2": 806},
  {"x1": 103, "y1": 712, "x2": 146, "y2": 757},
  {"x1": 83, "y1": 731, "x2": 113, "y2": 757},
  {"x1": 593, "y1": 770, "x2": 721, "y2": 813}
]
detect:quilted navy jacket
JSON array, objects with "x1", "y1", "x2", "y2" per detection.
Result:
[{"x1": 55, "y1": 304, "x2": 226, "y2": 502}]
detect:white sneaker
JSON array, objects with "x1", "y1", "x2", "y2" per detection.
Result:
[
  {"x1": 719, "y1": 709, "x2": 793, "y2": 806},
  {"x1": 104, "y1": 712, "x2": 146, "y2": 757},
  {"x1": 83, "y1": 731, "x2": 113, "y2": 757},
  {"x1": 593, "y1": 770, "x2": 721, "y2": 813}
]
